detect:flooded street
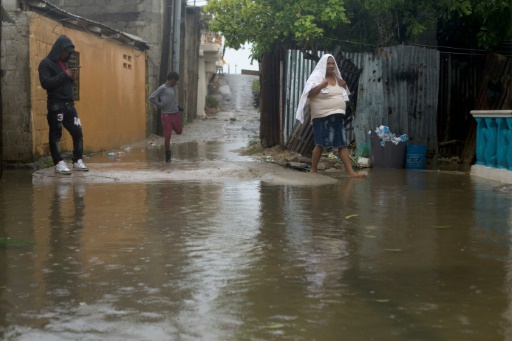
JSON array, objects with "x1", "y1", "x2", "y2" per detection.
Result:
[{"x1": 1, "y1": 75, "x2": 512, "y2": 340}]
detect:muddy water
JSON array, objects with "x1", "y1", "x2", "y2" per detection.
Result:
[{"x1": 1, "y1": 165, "x2": 511, "y2": 340}]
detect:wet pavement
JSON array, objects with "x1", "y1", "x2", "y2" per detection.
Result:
[{"x1": 1, "y1": 74, "x2": 512, "y2": 340}]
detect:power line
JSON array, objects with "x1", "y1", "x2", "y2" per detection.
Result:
[{"x1": 323, "y1": 37, "x2": 511, "y2": 57}]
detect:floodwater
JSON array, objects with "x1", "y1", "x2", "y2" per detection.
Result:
[
  {"x1": 2, "y1": 73, "x2": 512, "y2": 339},
  {"x1": 1, "y1": 162, "x2": 512, "y2": 340}
]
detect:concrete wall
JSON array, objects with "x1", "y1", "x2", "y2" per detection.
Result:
[
  {"x1": 52, "y1": 0, "x2": 165, "y2": 136},
  {"x1": 29, "y1": 13, "x2": 147, "y2": 155},
  {"x1": 1, "y1": 6, "x2": 147, "y2": 162},
  {"x1": 197, "y1": 52, "x2": 206, "y2": 117},
  {"x1": 54, "y1": 1, "x2": 202, "y2": 129},
  {"x1": 1, "y1": 3, "x2": 32, "y2": 162},
  {"x1": 2, "y1": 1, "x2": 203, "y2": 163}
]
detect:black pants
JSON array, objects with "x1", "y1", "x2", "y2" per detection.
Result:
[{"x1": 47, "y1": 103, "x2": 83, "y2": 165}]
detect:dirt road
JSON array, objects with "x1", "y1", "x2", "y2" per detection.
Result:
[{"x1": 33, "y1": 74, "x2": 338, "y2": 186}]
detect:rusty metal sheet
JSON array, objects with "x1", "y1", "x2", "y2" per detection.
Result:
[{"x1": 350, "y1": 46, "x2": 440, "y2": 151}]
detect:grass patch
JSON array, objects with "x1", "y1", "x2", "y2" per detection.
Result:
[{"x1": 33, "y1": 157, "x2": 54, "y2": 170}]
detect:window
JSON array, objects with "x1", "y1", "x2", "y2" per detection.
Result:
[{"x1": 123, "y1": 54, "x2": 132, "y2": 70}]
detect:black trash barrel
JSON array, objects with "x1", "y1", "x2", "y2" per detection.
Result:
[{"x1": 370, "y1": 132, "x2": 406, "y2": 168}]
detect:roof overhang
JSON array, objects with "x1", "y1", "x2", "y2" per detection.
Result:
[{"x1": 21, "y1": 0, "x2": 150, "y2": 51}]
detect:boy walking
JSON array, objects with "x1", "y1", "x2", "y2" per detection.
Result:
[{"x1": 149, "y1": 72, "x2": 182, "y2": 163}]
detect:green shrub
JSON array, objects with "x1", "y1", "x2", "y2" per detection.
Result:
[
  {"x1": 252, "y1": 80, "x2": 260, "y2": 108},
  {"x1": 240, "y1": 139, "x2": 264, "y2": 155},
  {"x1": 205, "y1": 95, "x2": 218, "y2": 108},
  {"x1": 252, "y1": 79, "x2": 260, "y2": 93}
]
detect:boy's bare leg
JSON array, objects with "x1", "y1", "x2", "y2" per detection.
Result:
[{"x1": 165, "y1": 139, "x2": 171, "y2": 162}]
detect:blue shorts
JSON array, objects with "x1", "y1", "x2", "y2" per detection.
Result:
[{"x1": 312, "y1": 114, "x2": 348, "y2": 149}]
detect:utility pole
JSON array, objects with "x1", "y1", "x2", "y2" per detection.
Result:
[
  {"x1": 172, "y1": 0, "x2": 182, "y2": 73},
  {"x1": 156, "y1": 0, "x2": 173, "y2": 136},
  {"x1": 0, "y1": 0, "x2": 3, "y2": 178},
  {"x1": 160, "y1": 0, "x2": 172, "y2": 85}
]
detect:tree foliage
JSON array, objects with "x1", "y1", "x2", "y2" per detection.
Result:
[
  {"x1": 437, "y1": 0, "x2": 512, "y2": 49},
  {"x1": 205, "y1": 0, "x2": 350, "y2": 59},
  {"x1": 205, "y1": 0, "x2": 512, "y2": 59},
  {"x1": 363, "y1": 0, "x2": 512, "y2": 48},
  {"x1": 364, "y1": 0, "x2": 438, "y2": 44}
]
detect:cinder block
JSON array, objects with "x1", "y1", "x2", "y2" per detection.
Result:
[{"x1": 2, "y1": 27, "x2": 18, "y2": 41}]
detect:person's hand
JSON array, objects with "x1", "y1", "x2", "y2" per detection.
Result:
[
  {"x1": 320, "y1": 78, "x2": 329, "y2": 89},
  {"x1": 338, "y1": 79, "x2": 347, "y2": 88},
  {"x1": 65, "y1": 68, "x2": 78, "y2": 80}
]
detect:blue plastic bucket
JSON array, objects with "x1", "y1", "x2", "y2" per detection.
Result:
[{"x1": 406, "y1": 145, "x2": 426, "y2": 169}]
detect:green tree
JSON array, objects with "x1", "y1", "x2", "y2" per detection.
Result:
[
  {"x1": 437, "y1": 0, "x2": 512, "y2": 49},
  {"x1": 206, "y1": 0, "x2": 511, "y2": 60},
  {"x1": 364, "y1": 0, "x2": 438, "y2": 44},
  {"x1": 363, "y1": 0, "x2": 511, "y2": 49},
  {"x1": 205, "y1": 0, "x2": 350, "y2": 59}
]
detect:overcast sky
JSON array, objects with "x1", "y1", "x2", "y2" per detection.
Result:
[{"x1": 222, "y1": 43, "x2": 259, "y2": 74}]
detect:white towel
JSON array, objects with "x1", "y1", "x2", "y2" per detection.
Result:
[{"x1": 295, "y1": 53, "x2": 350, "y2": 124}]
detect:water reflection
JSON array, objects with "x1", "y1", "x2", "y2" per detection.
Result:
[
  {"x1": 86, "y1": 141, "x2": 253, "y2": 164},
  {"x1": 0, "y1": 170, "x2": 511, "y2": 339}
]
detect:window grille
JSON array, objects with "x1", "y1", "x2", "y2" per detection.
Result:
[{"x1": 68, "y1": 52, "x2": 80, "y2": 101}]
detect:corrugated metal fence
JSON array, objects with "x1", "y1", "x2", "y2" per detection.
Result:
[
  {"x1": 283, "y1": 50, "x2": 319, "y2": 143},
  {"x1": 282, "y1": 50, "x2": 319, "y2": 155},
  {"x1": 438, "y1": 53, "x2": 485, "y2": 158},
  {"x1": 351, "y1": 46, "x2": 440, "y2": 151},
  {"x1": 284, "y1": 45, "x2": 440, "y2": 156}
]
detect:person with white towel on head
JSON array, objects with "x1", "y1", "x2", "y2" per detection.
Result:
[{"x1": 295, "y1": 54, "x2": 365, "y2": 177}]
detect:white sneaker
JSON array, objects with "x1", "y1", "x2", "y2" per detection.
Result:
[
  {"x1": 73, "y1": 159, "x2": 89, "y2": 171},
  {"x1": 56, "y1": 184, "x2": 70, "y2": 198},
  {"x1": 55, "y1": 160, "x2": 71, "y2": 174}
]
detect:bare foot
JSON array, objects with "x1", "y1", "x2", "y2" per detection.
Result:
[{"x1": 347, "y1": 173, "x2": 366, "y2": 178}]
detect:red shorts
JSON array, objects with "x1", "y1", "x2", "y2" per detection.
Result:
[{"x1": 161, "y1": 112, "x2": 183, "y2": 140}]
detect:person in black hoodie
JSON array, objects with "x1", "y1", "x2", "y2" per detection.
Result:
[{"x1": 38, "y1": 35, "x2": 88, "y2": 174}]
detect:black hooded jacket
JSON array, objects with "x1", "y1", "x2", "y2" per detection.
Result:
[{"x1": 38, "y1": 35, "x2": 76, "y2": 103}]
